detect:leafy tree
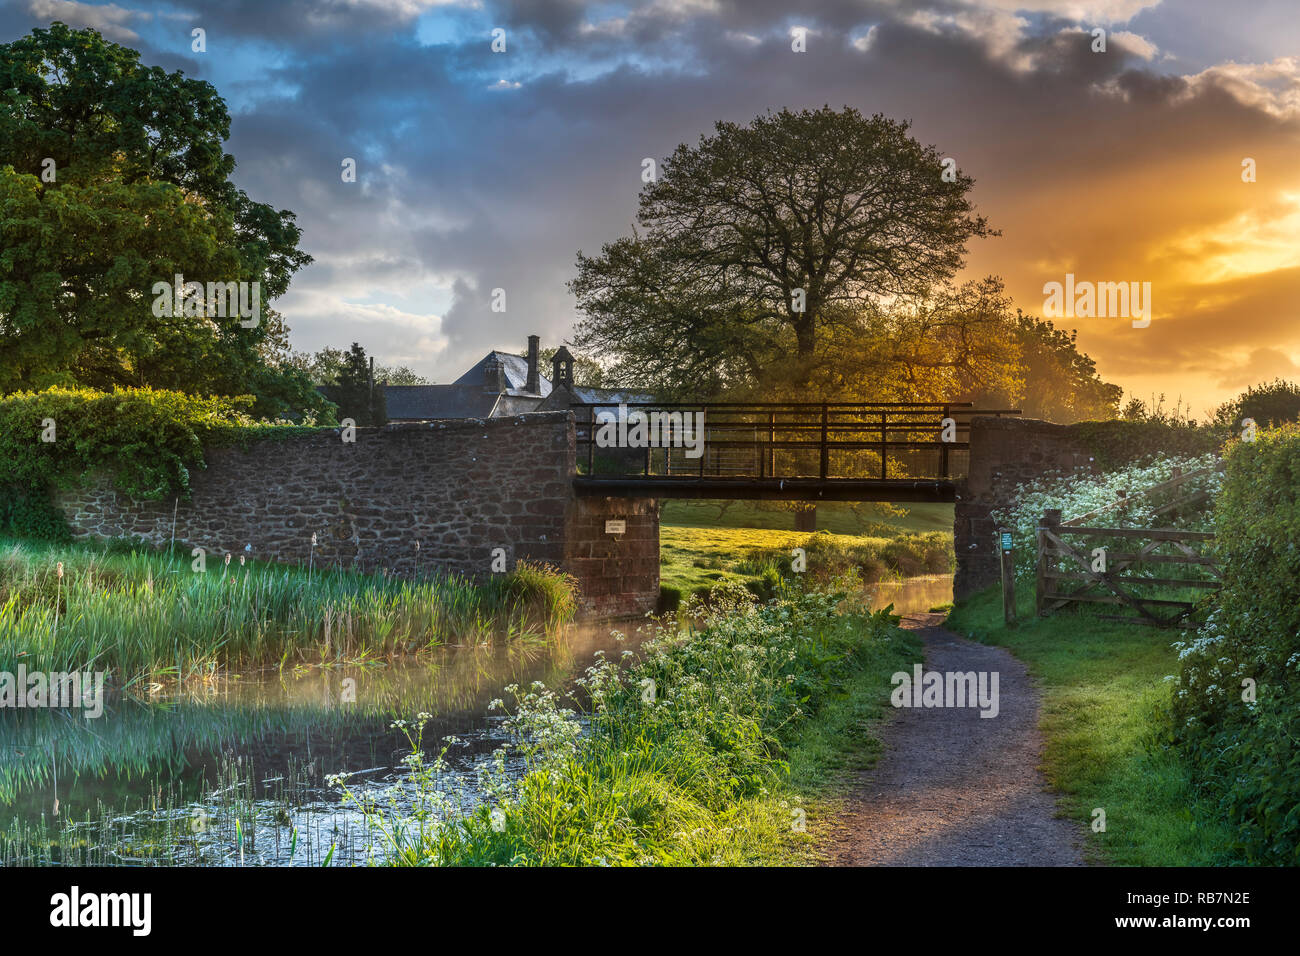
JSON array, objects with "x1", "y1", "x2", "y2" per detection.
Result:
[
  {"x1": 376, "y1": 365, "x2": 431, "y2": 386},
  {"x1": 794, "y1": 276, "x2": 1022, "y2": 405},
  {"x1": 290, "y1": 347, "x2": 350, "y2": 386},
  {"x1": 0, "y1": 23, "x2": 320, "y2": 418},
  {"x1": 1001, "y1": 312, "x2": 1121, "y2": 422},
  {"x1": 570, "y1": 106, "x2": 995, "y2": 396},
  {"x1": 320, "y1": 343, "x2": 385, "y2": 426},
  {"x1": 1212, "y1": 379, "x2": 1300, "y2": 430},
  {"x1": 291, "y1": 346, "x2": 429, "y2": 387}
]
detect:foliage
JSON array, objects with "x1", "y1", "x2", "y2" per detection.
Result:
[
  {"x1": 991, "y1": 452, "x2": 1221, "y2": 578},
  {"x1": 335, "y1": 585, "x2": 914, "y2": 865},
  {"x1": 1071, "y1": 417, "x2": 1224, "y2": 471},
  {"x1": 1171, "y1": 425, "x2": 1300, "y2": 863},
  {"x1": 0, "y1": 386, "x2": 313, "y2": 532},
  {"x1": 291, "y1": 345, "x2": 430, "y2": 387},
  {"x1": 0, "y1": 386, "x2": 316, "y2": 538},
  {"x1": 0, "y1": 535, "x2": 578, "y2": 685},
  {"x1": 1211, "y1": 378, "x2": 1300, "y2": 431},
  {"x1": 793, "y1": 275, "x2": 1023, "y2": 405},
  {"x1": 567, "y1": 103, "x2": 1120, "y2": 417},
  {"x1": 0, "y1": 23, "x2": 320, "y2": 419},
  {"x1": 570, "y1": 106, "x2": 994, "y2": 396},
  {"x1": 333, "y1": 343, "x2": 387, "y2": 426},
  {"x1": 1006, "y1": 311, "x2": 1122, "y2": 422}
]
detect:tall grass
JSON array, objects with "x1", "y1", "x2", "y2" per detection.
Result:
[{"x1": 0, "y1": 537, "x2": 577, "y2": 686}]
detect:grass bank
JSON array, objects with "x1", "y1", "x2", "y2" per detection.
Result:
[
  {"x1": 660, "y1": 525, "x2": 953, "y2": 607},
  {"x1": 338, "y1": 583, "x2": 920, "y2": 866},
  {"x1": 0, "y1": 536, "x2": 577, "y2": 687},
  {"x1": 946, "y1": 586, "x2": 1234, "y2": 865}
]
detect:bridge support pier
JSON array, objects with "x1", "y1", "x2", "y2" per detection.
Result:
[
  {"x1": 954, "y1": 418, "x2": 1096, "y2": 600},
  {"x1": 564, "y1": 496, "x2": 660, "y2": 619}
]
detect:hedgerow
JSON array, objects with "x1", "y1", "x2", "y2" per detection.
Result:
[{"x1": 1172, "y1": 425, "x2": 1300, "y2": 863}]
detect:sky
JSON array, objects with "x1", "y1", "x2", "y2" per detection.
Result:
[{"x1": 3, "y1": 0, "x2": 1299, "y2": 417}]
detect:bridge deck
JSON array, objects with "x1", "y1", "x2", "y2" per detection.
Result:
[
  {"x1": 573, "y1": 476, "x2": 958, "y2": 502},
  {"x1": 572, "y1": 402, "x2": 1017, "y2": 501}
]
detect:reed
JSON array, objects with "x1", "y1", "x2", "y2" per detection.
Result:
[{"x1": 0, "y1": 536, "x2": 578, "y2": 686}]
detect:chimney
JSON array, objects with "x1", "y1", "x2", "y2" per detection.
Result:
[
  {"x1": 526, "y1": 334, "x2": 540, "y2": 394},
  {"x1": 484, "y1": 355, "x2": 507, "y2": 392}
]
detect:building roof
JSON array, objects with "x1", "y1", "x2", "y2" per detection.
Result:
[
  {"x1": 383, "y1": 384, "x2": 502, "y2": 420},
  {"x1": 453, "y1": 351, "x2": 551, "y2": 397},
  {"x1": 572, "y1": 386, "x2": 657, "y2": 405}
]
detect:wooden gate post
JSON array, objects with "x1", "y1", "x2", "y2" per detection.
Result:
[
  {"x1": 998, "y1": 527, "x2": 1017, "y2": 626},
  {"x1": 1035, "y1": 509, "x2": 1061, "y2": 617}
]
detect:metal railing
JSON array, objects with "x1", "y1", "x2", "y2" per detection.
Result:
[{"x1": 572, "y1": 402, "x2": 1019, "y2": 482}]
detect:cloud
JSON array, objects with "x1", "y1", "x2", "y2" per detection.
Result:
[
  {"x1": 26, "y1": 0, "x2": 146, "y2": 41},
  {"x1": 1177, "y1": 56, "x2": 1300, "y2": 118},
  {"x1": 1214, "y1": 347, "x2": 1300, "y2": 390}
]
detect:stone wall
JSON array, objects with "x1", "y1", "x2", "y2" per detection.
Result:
[
  {"x1": 953, "y1": 417, "x2": 1096, "y2": 600},
  {"x1": 53, "y1": 412, "x2": 658, "y2": 619}
]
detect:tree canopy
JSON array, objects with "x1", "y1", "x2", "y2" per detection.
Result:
[
  {"x1": 569, "y1": 106, "x2": 1120, "y2": 421},
  {"x1": 292, "y1": 345, "x2": 430, "y2": 387},
  {"x1": 571, "y1": 106, "x2": 994, "y2": 394},
  {"x1": 0, "y1": 23, "x2": 319, "y2": 418},
  {"x1": 1212, "y1": 379, "x2": 1300, "y2": 430}
]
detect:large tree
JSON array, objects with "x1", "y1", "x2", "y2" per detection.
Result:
[
  {"x1": 570, "y1": 106, "x2": 995, "y2": 396},
  {"x1": 1006, "y1": 312, "x2": 1122, "y2": 422},
  {"x1": 0, "y1": 23, "x2": 320, "y2": 418}
]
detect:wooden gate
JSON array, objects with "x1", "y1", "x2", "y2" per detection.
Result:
[{"x1": 1034, "y1": 508, "x2": 1221, "y2": 626}]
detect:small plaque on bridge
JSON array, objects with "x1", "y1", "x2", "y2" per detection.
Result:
[
  {"x1": 605, "y1": 520, "x2": 627, "y2": 535},
  {"x1": 1000, "y1": 531, "x2": 1013, "y2": 551}
]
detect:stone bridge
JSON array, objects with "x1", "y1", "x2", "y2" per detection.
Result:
[{"x1": 55, "y1": 411, "x2": 1101, "y2": 618}]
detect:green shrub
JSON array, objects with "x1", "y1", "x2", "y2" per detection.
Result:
[
  {"x1": 735, "y1": 530, "x2": 952, "y2": 587},
  {"x1": 1172, "y1": 424, "x2": 1300, "y2": 863},
  {"x1": 1073, "y1": 418, "x2": 1223, "y2": 472},
  {"x1": 657, "y1": 585, "x2": 683, "y2": 613}
]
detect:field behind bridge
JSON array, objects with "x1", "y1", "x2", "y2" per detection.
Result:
[{"x1": 658, "y1": 500, "x2": 955, "y2": 607}]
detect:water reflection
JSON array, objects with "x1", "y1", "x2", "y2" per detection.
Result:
[
  {"x1": 0, "y1": 619, "x2": 656, "y2": 865},
  {"x1": 863, "y1": 574, "x2": 953, "y2": 616}
]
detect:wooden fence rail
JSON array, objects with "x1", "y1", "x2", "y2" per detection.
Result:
[{"x1": 1034, "y1": 508, "x2": 1221, "y2": 626}]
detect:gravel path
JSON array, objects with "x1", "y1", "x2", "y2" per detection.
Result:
[{"x1": 830, "y1": 614, "x2": 1086, "y2": 866}]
